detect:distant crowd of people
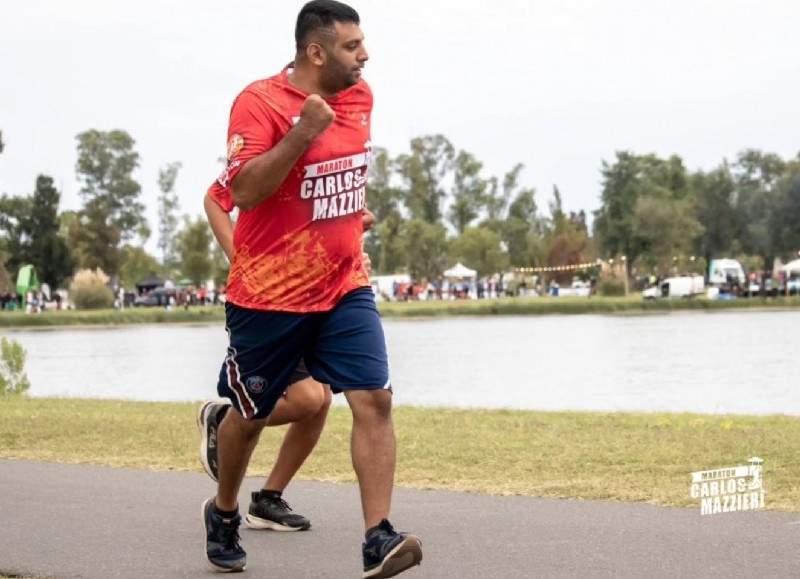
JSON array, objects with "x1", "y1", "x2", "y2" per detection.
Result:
[
  {"x1": 0, "y1": 291, "x2": 21, "y2": 311},
  {"x1": 0, "y1": 289, "x2": 64, "y2": 313},
  {"x1": 125, "y1": 284, "x2": 226, "y2": 309},
  {"x1": 384, "y1": 277, "x2": 523, "y2": 302}
]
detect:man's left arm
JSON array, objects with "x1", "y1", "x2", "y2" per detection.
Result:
[
  {"x1": 204, "y1": 193, "x2": 235, "y2": 263},
  {"x1": 361, "y1": 207, "x2": 374, "y2": 276}
]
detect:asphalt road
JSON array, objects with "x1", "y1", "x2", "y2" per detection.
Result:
[{"x1": 1, "y1": 460, "x2": 798, "y2": 578}]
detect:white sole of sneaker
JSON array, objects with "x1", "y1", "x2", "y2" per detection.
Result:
[
  {"x1": 363, "y1": 535, "x2": 423, "y2": 579},
  {"x1": 244, "y1": 513, "x2": 311, "y2": 531},
  {"x1": 201, "y1": 498, "x2": 246, "y2": 573},
  {"x1": 197, "y1": 401, "x2": 218, "y2": 482}
]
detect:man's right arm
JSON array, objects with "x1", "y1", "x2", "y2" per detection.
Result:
[{"x1": 231, "y1": 94, "x2": 335, "y2": 211}]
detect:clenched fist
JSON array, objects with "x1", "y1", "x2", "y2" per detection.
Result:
[{"x1": 296, "y1": 94, "x2": 335, "y2": 139}]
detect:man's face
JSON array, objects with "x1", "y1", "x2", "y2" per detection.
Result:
[{"x1": 320, "y1": 21, "x2": 369, "y2": 93}]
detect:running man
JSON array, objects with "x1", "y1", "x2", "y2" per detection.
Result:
[{"x1": 201, "y1": 2, "x2": 422, "y2": 578}]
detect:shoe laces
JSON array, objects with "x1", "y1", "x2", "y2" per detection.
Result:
[
  {"x1": 380, "y1": 519, "x2": 395, "y2": 533},
  {"x1": 370, "y1": 518, "x2": 396, "y2": 539},
  {"x1": 267, "y1": 496, "x2": 292, "y2": 512},
  {"x1": 218, "y1": 519, "x2": 243, "y2": 551}
]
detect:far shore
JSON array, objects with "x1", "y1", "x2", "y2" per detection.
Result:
[{"x1": 1, "y1": 294, "x2": 800, "y2": 329}]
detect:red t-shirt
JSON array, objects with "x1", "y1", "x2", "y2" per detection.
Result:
[{"x1": 208, "y1": 69, "x2": 373, "y2": 313}]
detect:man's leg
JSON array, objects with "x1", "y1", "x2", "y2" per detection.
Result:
[
  {"x1": 214, "y1": 409, "x2": 268, "y2": 512},
  {"x1": 312, "y1": 288, "x2": 422, "y2": 578},
  {"x1": 344, "y1": 388, "x2": 395, "y2": 529},
  {"x1": 202, "y1": 408, "x2": 268, "y2": 573},
  {"x1": 245, "y1": 379, "x2": 332, "y2": 531},
  {"x1": 345, "y1": 388, "x2": 421, "y2": 579},
  {"x1": 203, "y1": 303, "x2": 309, "y2": 573},
  {"x1": 264, "y1": 379, "x2": 332, "y2": 487}
]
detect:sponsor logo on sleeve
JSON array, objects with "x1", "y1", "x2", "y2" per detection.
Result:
[
  {"x1": 217, "y1": 159, "x2": 241, "y2": 188},
  {"x1": 227, "y1": 134, "x2": 245, "y2": 160}
]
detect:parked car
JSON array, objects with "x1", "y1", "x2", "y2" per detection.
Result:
[{"x1": 134, "y1": 287, "x2": 175, "y2": 307}]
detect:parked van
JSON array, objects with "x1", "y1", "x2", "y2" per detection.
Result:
[
  {"x1": 643, "y1": 275, "x2": 705, "y2": 299},
  {"x1": 708, "y1": 259, "x2": 746, "y2": 287}
]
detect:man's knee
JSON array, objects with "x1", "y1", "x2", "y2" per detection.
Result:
[
  {"x1": 285, "y1": 378, "x2": 327, "y2": 420},
  {"x1": 346, "y1": 388, "x2": 393, "y2": 421},
  {"x1": 221, "y1": 406, "x2": 269, "y2": 437}
]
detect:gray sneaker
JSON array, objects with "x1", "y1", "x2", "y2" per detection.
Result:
[
  {"x1": 202, "y1": 497, "x2": 246, "y2": 573},
  {"x1": 197, "y1": 399, "x2": 232, "y2": 482},
  {"x1": 245, "y1": 491, "x2": 312, "y2": 531}
]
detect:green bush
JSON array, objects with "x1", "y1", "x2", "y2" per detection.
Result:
[
  {"x1": 69, "y1": 268, "x2": 115, "y2": 310},
  {"x1": 598, "y1": 277, "x2": 626, "y2": 297},
  {"x1": 70, "y1": 285, "x2": 115, "y2": 309},
  {"x1": 0, "y1": 337, "x2": 30, "y2": 398}
]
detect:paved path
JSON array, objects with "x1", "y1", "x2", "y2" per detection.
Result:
[{"x1": 1, "y1": 460, "x2": 798, "y2": 578}]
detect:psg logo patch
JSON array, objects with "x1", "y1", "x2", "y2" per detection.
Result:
[{"x1": 245, "y1": 375, "x2": 268, "y2": 394}]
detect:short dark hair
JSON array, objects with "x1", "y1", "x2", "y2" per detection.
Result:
[{"x1": 295, "y1": 0, "x2": 360, "y2": 51}]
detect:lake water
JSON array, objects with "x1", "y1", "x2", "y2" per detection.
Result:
[{"x1": 4, "y1": 311, "x2": 798, "y2": 415}]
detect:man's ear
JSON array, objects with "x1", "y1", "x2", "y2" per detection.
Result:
[{"x1": 306, "y1": 42, "x2": 326, "y2": 66}]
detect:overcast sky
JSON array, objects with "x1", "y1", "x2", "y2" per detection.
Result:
[{"x1": 2, "y1": 0, "x2": 799, "y2": 251}]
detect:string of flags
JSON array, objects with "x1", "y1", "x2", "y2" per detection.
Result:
[
  {"x1": 514, "y1": 255, "x2": 703, "y2": 275},
  {"x1": 514, "y1": 261, "x2": 600, "y2": 274}
]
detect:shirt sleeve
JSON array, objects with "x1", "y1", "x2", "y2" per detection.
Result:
[
  {"x1": 206, "y1": 180, "x2": 235, "y2": 213},
  {"x1": 208, "y1": 88, "x2": 279, "y2": 211}
]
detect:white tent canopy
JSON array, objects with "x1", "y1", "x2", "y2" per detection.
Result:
[
  {"x1": 781, "y1": 259, "x2": 800, "y2": 274},
  {"x1": 443, "y1": 262, "x2": 477, "y2": 278}
]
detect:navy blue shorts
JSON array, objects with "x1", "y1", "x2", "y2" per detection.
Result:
[{"x1": 217, "y1": 287, "x2": 390, "y2": 420}]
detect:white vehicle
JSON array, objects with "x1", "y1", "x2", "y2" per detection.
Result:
[
  {"x1": 643, "y1": 275, "x2": 705, "y2": 299},
  {"x1": 370, "y1": 274, "x2": 410, "y2": 301},
  {"x1": 556, "y1": 281, "x2": 591, "y2": 298},
  {"x1": 708, "y1": 259, "x2": 746, "y2": 287}
]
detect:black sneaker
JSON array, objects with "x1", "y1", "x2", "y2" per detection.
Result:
[
  {"x1": 362, "y1": 519, "x2": 422, "y2": 579},
  {"x1": 201, "y1": 497, "x2": 246, "y2": 573},
  {"x1": 245, "y1": 491, "x2": 312, "y2": 531},
  {"x1": 197, "y1": 399, "x2": 232, "y2": 482}
]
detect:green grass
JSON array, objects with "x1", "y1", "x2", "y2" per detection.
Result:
[
  {"x1": 2, "y1": 397, "x2": 798, "y2": 511},
  {"x1": 377, "y1": 295, "x2": 800, "y2": 317},
  {"x1": 0, "y1": 306, "x2": 225, "y2": 328},
  {"x1": 2, "y1": 295, "x2": 800, "y2": 328}
]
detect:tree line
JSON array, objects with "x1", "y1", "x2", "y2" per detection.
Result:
[
  {"x1": 1, "y1": 127, "x2": 799, "y2": 295},
  {"x1": 365, "y1": 136, "x2": 800, "y2": 283},
  {"x1": 0, "y1": 129, "x2": 225, "y2": 293}
]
